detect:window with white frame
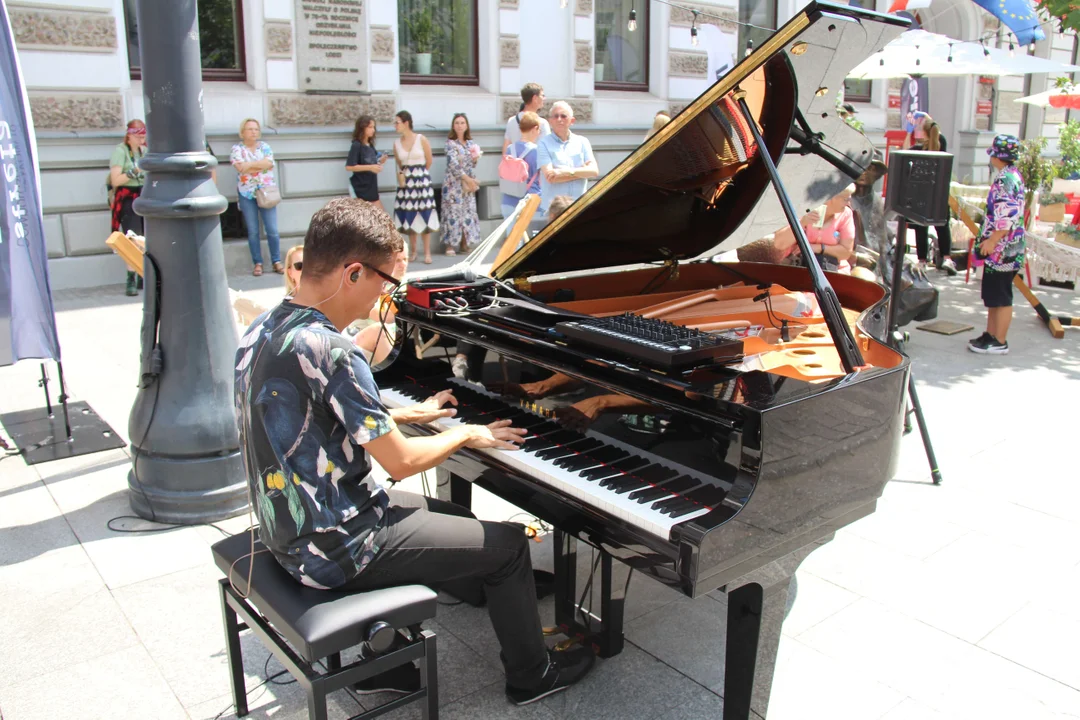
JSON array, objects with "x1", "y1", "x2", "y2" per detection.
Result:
[
  {"x1": 123, "y1": 0, "x2": 246, "y2": 81},
  {"x1": 398, "y1": 0, "x2": 478, "y2": 85},
  {"x1": 595, "y1": 0, "x2": 649, "y2": 90}
]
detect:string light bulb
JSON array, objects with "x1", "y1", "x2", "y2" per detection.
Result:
[
  {"x1": 690, "y1": 25, "x2": 699, "y2": 46},
  {"x1": 947, "y1": 43, "x2": 953, "y2": 62},
  {"x1": 1009, "y1": 40, "x2": 1015, "y2": 57},
  {"x1": 628, "y1": 4, "x2": 637, "y2": 32},
  {"x1": 745, "y1": 38, "x2": 754, "y2": 58},
  {"x1": 982, "y1": 39, "x2": 990, "y2": 57}
]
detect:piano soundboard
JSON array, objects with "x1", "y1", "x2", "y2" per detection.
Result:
[{"x1": 380, "y1": 375, "x2": 727, "y2": 541}]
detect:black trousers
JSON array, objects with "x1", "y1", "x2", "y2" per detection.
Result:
[
  {"x1": 340, "y1": 489, "x2": 548, "y2": 688},
  {"x1": 912, "y1": 223, "x2": 952, "y2": 262}
]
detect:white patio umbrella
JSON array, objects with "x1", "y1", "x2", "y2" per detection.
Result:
[
  {"x1": 848, "y1": 29, "x2": 1080, "y2": 80},
  {"x1": 1014, "y1": 88, "x2": 1080, "y2": 109}
]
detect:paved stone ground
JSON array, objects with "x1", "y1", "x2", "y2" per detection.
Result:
[{"x1": 1, "y1": 265, "x2": 1079, "y2": 720}]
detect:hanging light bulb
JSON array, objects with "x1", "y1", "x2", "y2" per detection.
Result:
[
  {"x1": 745, "y1": 39, "x2": 754, "y2": 58},
  {"x1": 559, "y1": 0, "x2": 568, "y2": 8},
  {"x1": 982, "y1": 39, "x2": 990, "y2": 57},
  {"x1": 627, "y1": 5, "x2": 637, "y2": 32},
  {"x1": 690, "y1": 11, "x2": 699, "y2": 47},
  {"x1": 947, "y1": 43, "x2": 953, "y2": 63},
  {"x1": 1009, "y1": 40, "x2": 1015, "y2": 57}
]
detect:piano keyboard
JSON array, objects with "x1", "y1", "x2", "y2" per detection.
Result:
[{"x1": 380, "y1": 376, "x2": 721, "y2": 540}]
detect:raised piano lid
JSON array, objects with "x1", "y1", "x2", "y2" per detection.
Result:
[{"x1": 493, "y1": 1, "x2": 909, "y2": 281}]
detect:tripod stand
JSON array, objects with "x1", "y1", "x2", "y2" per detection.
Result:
[{"x1": 887, "y1": 216, "x2": 942, "y2": 485}]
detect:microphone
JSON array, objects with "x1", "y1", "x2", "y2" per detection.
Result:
[{"x1": 412, "y1": 266, "x2": 478, "y2": 285}]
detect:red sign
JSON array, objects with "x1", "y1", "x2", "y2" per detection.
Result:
[
  {"x1": 888, "y1": 95, "x2": 901, "y2": 109},
  {"x1": 978, "y1": 76, "x2": 996, "y2": 84},
  {"x1": 976, "y1": 100, "x2": 993, "y2": 115}
]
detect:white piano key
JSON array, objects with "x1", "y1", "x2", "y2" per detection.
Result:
[{"x1": 380, "y1": 380, "x2": 711, "y2": 541}]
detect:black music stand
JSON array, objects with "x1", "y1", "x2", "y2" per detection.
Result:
[{"x1": 884, "y1": 151, "x2": 949, "y2": 485}]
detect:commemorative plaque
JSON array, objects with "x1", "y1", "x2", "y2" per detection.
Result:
[{"x1": 295, "y1": 0, "x2": 369, "y2": 92}]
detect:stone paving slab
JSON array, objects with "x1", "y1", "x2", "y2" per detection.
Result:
[{"x1": 0, "y1": 269, "x2": 1078, "y2": 719}]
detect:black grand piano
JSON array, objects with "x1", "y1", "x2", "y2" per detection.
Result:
[{"x1": 376, "y1": 4, "x2": 910, "y2": 717}]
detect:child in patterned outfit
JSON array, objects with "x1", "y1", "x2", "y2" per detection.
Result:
[{"x1": 969, "y1": 134, "x2": 1025, "y2": 355}]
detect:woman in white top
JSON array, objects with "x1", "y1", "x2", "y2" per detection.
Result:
[
  {"x1": 392, "y1": 110, "x2": 439, "y2": 264},
  {"x1": 230, "y1": 118, "x2": 282, "y2": 276}
]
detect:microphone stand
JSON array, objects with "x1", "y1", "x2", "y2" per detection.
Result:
[{"x1": 887, "y1": 216, "x2": 942, "y2": 485}]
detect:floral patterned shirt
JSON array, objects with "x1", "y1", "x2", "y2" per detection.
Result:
[
  {"x1": 230, "y1": 141, "x2": 277, "y2": 200},
  {"x1": 979, "y1": 165, "x2": 1026, "y2": 273},
  {"x1": 234, "y1": 302, "x2": 394, "y2": 589}
]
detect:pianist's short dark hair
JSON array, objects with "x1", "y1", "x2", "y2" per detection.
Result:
[{"x1": 302, "y1": 198, "x2": 403, "y2": 278}]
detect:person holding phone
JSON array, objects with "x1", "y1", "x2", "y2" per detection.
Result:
[{"x1": 346, "y1": 115, "x2": 387, "y2": 213}]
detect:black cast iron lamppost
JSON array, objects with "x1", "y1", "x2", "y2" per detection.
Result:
[{"x1": 128, "y1": 0, "x2": 248, "y2": 523}]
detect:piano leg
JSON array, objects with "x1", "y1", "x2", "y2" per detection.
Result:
[
  {"x1": 552, "y1": 530, "x2": 626, "y2": 659},
  {"x1": 553, "y1": 530, "x2": 579, "y2": 634},
  {"x1": 435, "y1": 467, "x2": 473, "y2": 510},
  {"x1": 720, "y1": 538, "x2": 826, "y2": 719},
  {"x1": 598, "y1": 552, "x2": 626, "y2": 657},
  {"x1": 723, "y1": 582, "x2": 765, "y2": 720}
]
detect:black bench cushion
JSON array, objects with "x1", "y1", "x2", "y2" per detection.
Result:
[{"x1": 211, "y1": 530, "x2": 437, "y2": 661}]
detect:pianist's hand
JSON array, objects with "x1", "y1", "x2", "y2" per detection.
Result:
[
  {"x1": 486, "y1": 380, "x2": 547, "y2": 400},
  {"x1": 397, "y1": 390, "x2": 459, "y2": 425},
  {"x1": 465, "y1": 419, "x2": 527, "y2": 451},
  {"x1": 555, "y1": 397, "x2": 605, "y2": 431}
]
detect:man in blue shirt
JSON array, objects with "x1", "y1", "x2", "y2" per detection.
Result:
[{"x1": 537, "y1": 101, "x2": 599, "y2": 213}]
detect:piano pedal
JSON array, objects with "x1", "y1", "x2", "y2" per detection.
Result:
[
  {"x1": 553, "y1": 636, "x2": 584, "y2": 651},
  {"x1": 542, "y1": 626, "x2": 561, "y2": 637}
]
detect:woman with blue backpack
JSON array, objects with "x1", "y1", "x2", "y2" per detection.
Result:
[{"x1": 499, "y1": 111, "x2": 543, "y2": 219}]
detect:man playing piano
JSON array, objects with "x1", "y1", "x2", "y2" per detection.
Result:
[{"x1": 234, "y1": 198, "x2": 596, "y2": 703}]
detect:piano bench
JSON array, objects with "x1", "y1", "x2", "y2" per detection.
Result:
[{"x1": 211, "y1": 530, "x2": 439, "y2": 720}]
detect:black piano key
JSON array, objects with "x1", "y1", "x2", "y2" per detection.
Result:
[
  {"x1": 684, "y1": 485, "x2": 728, "y2": 507},
  {"x1": 522, "y1": 436, "x2": 558, "y2": 452},
  {"x1": 609, "y1": 477, "x2": 650, "y2": 494},
  {"x1": 555, "y1": 446, "x2": 627, "y2": 471},
  {"x1": 651, "y1": 496, "x2": 695, "y2": 514},
  {"x1": 581, "y1": 455, "x2": 649, "y2": 480},
  {"x1": 629, "y1": 485, "x2": 673, "y2": 503},
  {"x1": 601, "y1": 466, "x2": 658, "y2": 489},
  {"x1": 633, "y1": 465, "x2": 680, "y2": 485},
  {"x1": 525, "y1": 429, "x2": 578, "y2": 448},
  {"x1": 668, "y1": 502, "x2": 709, "y2": 519},
  {"x1": 659, "y1": 500, "x2": 700, "y2": 517},
  {"x1": 658, "y1": 475, "x2": 701, "y2": 495},
  {"x1": 535, "y1": 437, "x2": 601, "y2": 461}
]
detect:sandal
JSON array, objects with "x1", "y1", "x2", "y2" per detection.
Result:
[
  {"x1": 273, "y1": 262, "x2": 285, "y2": 274},
  {"x1": 445, "y1": 248, "x2": 456, "y2": 256},
  {"x1": 424, "y1": 256, "x2": 433, "y2": 264},
  {"x1": 253, "y1": 264, "x2": 263, "y2": 277}
]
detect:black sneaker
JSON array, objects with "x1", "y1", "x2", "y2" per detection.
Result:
[
  {"x1": 125, "y1": 272, "x2": 138, "y2": 297},
  {"x1": 968, "y1": 332, "x2": 992, "y2": 350},
  {"x1": 505, "y1": 646, "x2": 596, "y2": 706},
  {"x1": 352, "y1": 662, "x2": 421, "y2": 695},
  {"x1": 968, "y1": 335, "x2": 1009, "y2": 355}
]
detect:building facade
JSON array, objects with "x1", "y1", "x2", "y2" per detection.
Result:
[{"x1": 13, "y1": 0, "x2": 1076, "y2": 289}]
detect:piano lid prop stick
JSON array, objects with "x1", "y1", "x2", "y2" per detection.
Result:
[
  {"x1": 733, "y1": 91, "x2": 865, "y2": 373},
  {"x1": 686, "y1": 320, "x2": 752, "y2": 332}
]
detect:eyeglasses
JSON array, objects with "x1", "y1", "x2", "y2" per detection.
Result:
[
  {"x1": 550, "y1": 113, "x2": 570, "y2": 119},
  {"x1": 292, "y1": 261, "x2": 303, "y2": 271},
  {"x1": 346, "y1": 262, "x2": 401, "y2": 293}
]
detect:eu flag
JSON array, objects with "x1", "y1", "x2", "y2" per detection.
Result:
[{"x1": 970, "y1": 0, "x2": 1045, "y2": 46}]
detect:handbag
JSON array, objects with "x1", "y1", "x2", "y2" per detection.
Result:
[{"x1": 255, "y1": 185, "x2": 281, "y2": 209}]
